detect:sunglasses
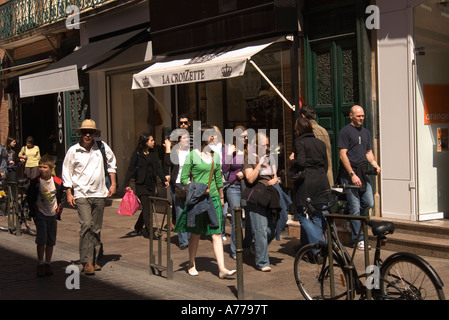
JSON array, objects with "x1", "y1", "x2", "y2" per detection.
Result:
[
  {"x1": 80, "y1": 129, "x2": 96, "y2": 135},
  {"x1": 179, "y1": 121, "x2": 189, "y2": 125}
]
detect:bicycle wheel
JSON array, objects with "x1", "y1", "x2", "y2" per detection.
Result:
[
  {"x1": 294, "y1": 243, "x2": 351, "y2": 300},
  {"x1": 0, "y1": 199, "x2": 8, "y2": 231},
  {"x1": 19, "y1": 201, "x2": 36, "y2": 236},
  {"x1": 380, "y1": 252, "x2": 445, "y2": 300},
  {"x1": 6, "y1": 186, "x2": 19, "y2": 234}
]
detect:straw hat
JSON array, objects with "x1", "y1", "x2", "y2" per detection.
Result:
[{"x1": 75, "y1": 119, "x2": 101, "y2": 135}]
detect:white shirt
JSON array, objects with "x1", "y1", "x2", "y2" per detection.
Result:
[
  {"x1": 176, "y1": 149, "x2": 190, "y2": 184},
  {"x1": 37, "y1": 177, "x2": 57, "y2": 216},
  {"x1": 62, "y1": 141, "x2": 117, "y2": 199}
]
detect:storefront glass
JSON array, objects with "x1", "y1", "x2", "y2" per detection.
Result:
[
  {"x1": 176, "y1": 42, "x2": 294, "y2": 181},
  {"x1": 109, "y1": 71, "x2": 153, "y2": 192},
  {"x1": 414, "y1": 0, "x2": 449, "y2": 218}
]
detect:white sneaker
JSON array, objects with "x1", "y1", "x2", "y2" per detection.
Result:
[{"x1": 356, "y1": 241, "x2": 370, "y2": 251}]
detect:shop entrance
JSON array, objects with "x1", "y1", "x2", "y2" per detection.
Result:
[{"x1": 413, "y1": 0, "x2": 449, "y2": 220}]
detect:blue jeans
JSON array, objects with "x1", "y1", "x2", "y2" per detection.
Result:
[
  {"x1": 297, "y1": 205, "x2": 328, "y2": 254},
  {"x1": 224, "y1": 184, "x2": 242, "y2": 258},
  {"x1": 170, "y1": 184, "x2": 190, "y2": 247},
  {"x1": 247, "y1": 202, "x2": 276, "y2": 270},
  {"x1": 340, "y1": 174, "x2": 374, "y2": 243}
]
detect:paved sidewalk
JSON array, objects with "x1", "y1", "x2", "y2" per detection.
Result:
[{"x1": 1, "y1": 199, "x2": 449, "y2": 302}]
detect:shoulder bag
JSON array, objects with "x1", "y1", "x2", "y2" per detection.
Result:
[{"x1": 287, "y1": 164, "x2": 305, "y2": 182}]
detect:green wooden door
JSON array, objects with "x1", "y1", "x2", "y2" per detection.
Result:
[
  {"x1": 64, "y1": 87, "x2": 90, "y2": 149},
  {"x1": 305, "y1": 37, "x2": 361, "y2": 180}
]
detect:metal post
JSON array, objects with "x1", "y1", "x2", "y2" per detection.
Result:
[
  {"x1": 363, "y1": 218, "x2": 372, "y2": 300},
  {"x1": 326, "y1": 218, "x2": 334, "y2": 297},
  {"x1": 149, "y1": 198, "x2": 155, "y2": 275},
  {"x1": 148, "y1": 196, "x2": 173, "y2": 279},
  {"x1": 166, "y1": 201, "x2": 173, "y2": 280},
  {"x1": 234, "y1": 206, "x2": 244, "y2": 300}
]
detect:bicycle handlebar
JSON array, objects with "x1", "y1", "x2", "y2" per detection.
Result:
[
  {"x1": 332, "y1": 184, "x2": 361, "y2": 190},
  {"x1": 305, "y1": 184, "x2": 362, "y2": 213},
  {"x1": 305, "y1": 198, "x2": 316, "y2": 213}
]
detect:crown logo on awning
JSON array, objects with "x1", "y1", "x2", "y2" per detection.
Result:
[
  {"x1": 142, "y1": 76, "x2": 150, "y2": 87},
  {"x1": 221, "y1": 64, "x2": 232, "y2": 77}
]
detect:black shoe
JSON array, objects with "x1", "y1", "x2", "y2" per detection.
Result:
[
  {"x1": 141, "y1": 228, "x2": 149, "y2": 238},
  {"x1": 36, "y1": 264, "x2": 45, "y2": 277},
  {"x1": 44, "y1": 264, "x2": 53, "y2": 276},
  {"x1": 141, "y1": 228, "x2": 159, "y2": 240}
]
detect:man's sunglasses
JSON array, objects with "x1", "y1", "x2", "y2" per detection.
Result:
[
  {"x1": 80, "y1": 129, "x2": 96, "y2": 135},
  {"x1": 179, "y1": 121, "x2": 189, "y2": 125}
]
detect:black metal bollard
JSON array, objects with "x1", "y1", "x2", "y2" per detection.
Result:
[{"x1": 234, "y1": 206, "x2": 244, "y2": 300}]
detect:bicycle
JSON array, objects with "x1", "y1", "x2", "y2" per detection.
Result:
[
  {"x1": 293, "y1": 184, "x2": 445, "y2": 300},
  {"x1": 0, "y1": 175, "x2": 36, "y2": 236}
]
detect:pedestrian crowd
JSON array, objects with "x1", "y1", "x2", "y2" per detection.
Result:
[{"x1": 0, "y1": 104, "x2": 381, "y2": 280}]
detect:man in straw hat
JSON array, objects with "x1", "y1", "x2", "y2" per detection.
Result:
[{"x1": 62, "y1": 119, "x2": 117, "y2": 275}]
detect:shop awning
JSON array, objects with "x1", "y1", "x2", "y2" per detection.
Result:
[
  {"x1": 19, "y1": 65, "x2": 79, "y2": 98},
  {"x1": 18, "y1": 28, "x2": 147, "y2": 98},
  {"x1": 132, "y1": 40, "x2": 295, "y2": 111},
  {"x1": 0, "y1": 58, "x2": 54, "y2": 81}
]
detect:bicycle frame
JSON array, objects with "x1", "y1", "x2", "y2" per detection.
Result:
[
  {"x1": 7, "y1": 181, "x2": 23, "y2": 236},
  {"x1": 0, "y1": 178, "x2": 33, "y2": 236},
  {"x1": 324, "y1": 213, "x2": 372, "y2": 299}
]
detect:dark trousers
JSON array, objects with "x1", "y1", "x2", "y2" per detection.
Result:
[{"x1": 134, "y1": 185, "x2": 155, "y2": 233}]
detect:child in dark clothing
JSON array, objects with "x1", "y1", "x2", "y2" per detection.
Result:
[{"x1": 27, "y1": 154, "x2": 66, "y2": 277}]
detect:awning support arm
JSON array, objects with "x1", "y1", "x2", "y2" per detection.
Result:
[
  {"x1": 248, "y1": 59, "x2": 295, "y2": 111},
  {"x1": 143, "y1": 87, "x2": 173, "y2": 118}
]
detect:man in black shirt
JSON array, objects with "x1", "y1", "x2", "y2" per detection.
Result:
[{"x1": 338, "y1": 105, "x2": 381, "y2": 250}]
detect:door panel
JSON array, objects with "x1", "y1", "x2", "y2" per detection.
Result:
[{"x1": 307, "y1": 38, "x2": 360, "y2": 179}]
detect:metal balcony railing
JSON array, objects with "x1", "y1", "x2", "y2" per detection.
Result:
[{"x1": 0, "y1": 0, "x2": 112, "y2": 40}]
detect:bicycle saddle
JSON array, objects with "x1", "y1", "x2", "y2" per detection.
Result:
[{"x1": 367, "y1": 220, "x2": 395, "y2": 236}]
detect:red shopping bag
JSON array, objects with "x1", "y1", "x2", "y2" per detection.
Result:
[{"x1": 117, "y1": 190, "x2": 140, "y2": 216}]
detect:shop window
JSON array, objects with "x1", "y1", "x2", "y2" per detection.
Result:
[
  {"x1": 176, "y1": 42, "x2": 293, "y2": 177},
  {"x1": 413, "y1": 0, "x2": 449, "y2": 216},
  {"x1": 109, "y1": 72, "x2": 152, "y2": 191}
]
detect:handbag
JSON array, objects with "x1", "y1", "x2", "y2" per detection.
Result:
[
  {"x1": 117, "y1": 190, "x2": 141, "y2": 216},
  {"x1": 175, "y1": 185, "x2": 187, "y2": 199},
  {"x1": 287, "y1": 164, "x2": 305, "y2": 182}
]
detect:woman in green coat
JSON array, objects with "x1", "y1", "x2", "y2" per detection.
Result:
[{"x1": 174, "y1": 124, "x2": 236, "y2": 279}]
